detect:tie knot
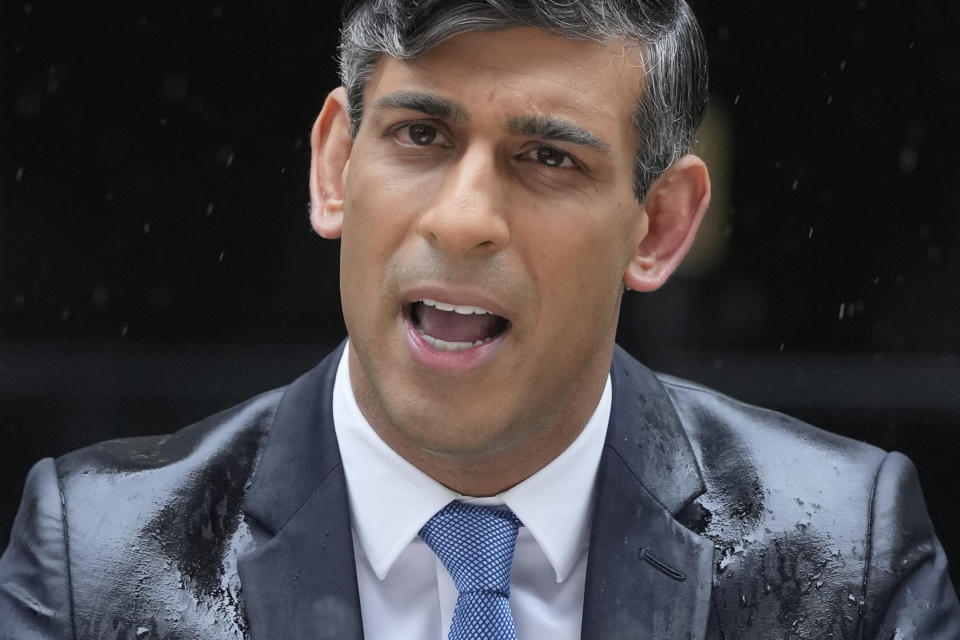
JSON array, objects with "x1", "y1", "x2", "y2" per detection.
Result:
[{"x1": 419, "y1": 502, "x2": 522, "y2": 596}]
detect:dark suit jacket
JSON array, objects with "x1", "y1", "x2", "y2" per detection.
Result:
[{"x1": 1, "y1": 344, "x2": 958, "y2": 639}]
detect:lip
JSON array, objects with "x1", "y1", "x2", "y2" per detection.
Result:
[{"x1": 400, "y1": 284, "x2": 511, "y2": 373}]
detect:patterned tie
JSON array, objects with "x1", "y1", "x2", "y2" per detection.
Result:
[{"x1": 418, "y1": 501, "x2": 523, "y2": 640}]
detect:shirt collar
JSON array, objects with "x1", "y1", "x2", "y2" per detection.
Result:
[{"x1": 333, "y1": 341, "x2": 611, "y2": 583}]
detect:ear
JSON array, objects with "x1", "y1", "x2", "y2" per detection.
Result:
[
  {"x1": 309, "y1": 86, "x2": 353, "y2": 239},
  {"x1": 623, "y1": 154, "x2": 711, "y2": 292}
]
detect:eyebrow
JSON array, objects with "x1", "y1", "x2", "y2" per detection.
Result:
[
  {"x1": 373, "y1": 91, "x2": 609, "y2": 152},
  {"x1": 373, "y1": 92, "x2": 468, "y2": 121},
  {"x1": 507, "y1": 114, "x2": 610, "y2": 152}
]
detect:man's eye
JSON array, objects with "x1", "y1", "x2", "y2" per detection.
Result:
[
  {"x1": 394, "y1": 123, "x2": 450, "y2": 147},
  {"x1": 522, "y1": 146, "x2": 578, "y2": 169}
]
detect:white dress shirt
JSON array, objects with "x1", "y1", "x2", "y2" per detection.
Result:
[{"x1": 332, "y1": 342, "x2": 611, "y2": 640}]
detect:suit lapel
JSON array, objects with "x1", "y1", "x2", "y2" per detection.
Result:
[
  {"x1": 581, "y1": 346, "x2": 714, "y2": 640},
  {"x1": 238, "y1": 343, "x2": 364, "y2": 640}
]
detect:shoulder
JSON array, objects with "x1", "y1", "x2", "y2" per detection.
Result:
[
  {"x1": 653, "y1": 373, "x2": 960, "y2": 638},
  {"x1": 57, "y1": 385, "x2": 285, "y2": 484},
  {"x1": 58, "y1": 387, "x2": 286, "y2": 638},
  {"x1": 656, "y1": 372, "x2": 886, "y2": 516}
]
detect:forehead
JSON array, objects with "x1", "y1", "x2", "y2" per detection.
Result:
[{"x1": 363, "y1": 27, "x2": 645, "y2": 146}]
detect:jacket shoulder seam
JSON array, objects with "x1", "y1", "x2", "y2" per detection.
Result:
[
  {"x1": 54, "y1": 458, "x2": 78, "y2": 640},
  {"x1": 857, "y1": 450, "x2": 887, "y2": 636},
  {"x1": 243, "y1": 389, "x2": 285, "y2": 494}
]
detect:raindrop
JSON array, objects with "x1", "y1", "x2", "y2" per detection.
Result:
[
  {"x1": 46, "y1": 65, "x2": 63, "y2": 96},
  {"x1": 226, "y1": 153, "x2": 236, "y2": 166},
  {"x1": 143, "y1": 222, "x2": 151, "y2": 234},
  {"x1": 791, "y1": 179, "x2": 799, "y2": 191},
  {"x1": 764, "y1": 583, "x2": 771, "y2": 595},
  {"x1": 136, "y1": 627, "x2": 149, "y2": 638},
  {"x1": 14, "y1": 293, "x2": 25, "y2": 308},
  {"x1": 717, "y1": 25, "x2": 730, "y2": 42},
  {"x1": 808, "y1": 227, "x2": 814, "y2": 239},
  {"x1": 739, "y1": 594, "x2": 747, "y2": 607},
  {"x1": 816, "y1": 580, "x2": 824, "y2": 589},
  {"x1": 91, "y1": 285, "x2": 109, "y2": 308},
  {"x1": 206, "y1": 202, "x2": 215, "y2": 216},
  {"x1": 15, "y1": 167, "x2": 24, "y2": 182},
  {"x1": 121, "y1": 324, "x2": 129, "y2": 337},
  {"x1": 105, "y1": 190, "x2": 115, "y2": 202},
  {"x1": 838, "y1": 303, "x2": 846, "y2": 320},
  {"x1": 211, "y1": 4, "x2": 223, "y2": 19},
  {"x1": 22, "y1": 3, "x2": 33, "y2": 16},
  {"x1": 900, "y1": 121, "x2": 926, "y2": 174},
  {"x1": 159, "y1": 118, "x2": 168, "y2": 126},
  {"x1": 839, "y1": 60, "x2": 847, "y2": 71},
  {"x1": 734, "y1": 94, "x2": 741, "y2": 105},
  {"x1": 900, "y1": 147, "x2": 919, "y2": 173},
  {"x1": 219, "y1": 252, "x2": 225, "y2": 262},
  {"x1": 779, "y1": 343, "x2": 786, "y2": 352},
  {"x1": 826, "y1": 95, "x2": 833, "y2": 105},
  {"x1": 60, "y1": 307, "x2": 70, "y2": 321},
  {"x1": 848, "y1": 593, "x2": 857, "y2": 604}
]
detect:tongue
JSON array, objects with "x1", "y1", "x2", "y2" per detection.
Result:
[{"x1": 416, "y1": 304, "x2": 502, "y2": 343}]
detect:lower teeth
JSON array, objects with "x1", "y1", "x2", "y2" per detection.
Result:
[{"x1": 419, "y1": 330, "x2": 492, "y2": 352}]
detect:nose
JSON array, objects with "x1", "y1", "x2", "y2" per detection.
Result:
[{"x1": 417, "y1": 147, "x2": 510, "y2": 257}]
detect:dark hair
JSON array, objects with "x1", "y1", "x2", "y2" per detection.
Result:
[{"x1": 338, "y1": 0, "x2": 708, "y2": 200}]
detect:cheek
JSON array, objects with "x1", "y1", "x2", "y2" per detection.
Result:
[
  {"x1": 342, "y1": 172, "x2": 414, "y2": 262},
  {"x1": 528, "y1": 213, "x2": 634, "y2": 290}
]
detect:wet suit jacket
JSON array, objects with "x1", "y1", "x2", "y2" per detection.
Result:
[{"x1": 1, "y1": 343, "x2": 958, "y2": 639}]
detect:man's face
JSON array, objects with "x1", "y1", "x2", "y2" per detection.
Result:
[{"x1": 333, "y1": 27, "x2": 652, "y2": 477}]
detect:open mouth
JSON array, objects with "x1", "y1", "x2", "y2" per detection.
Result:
[{"x1": 406, "y1": 298, "x2": 510, "y2": 352}]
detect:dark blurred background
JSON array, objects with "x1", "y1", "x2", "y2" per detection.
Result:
[{"x1": 2, "y1": 1, "x2": 958, "y2": 581}]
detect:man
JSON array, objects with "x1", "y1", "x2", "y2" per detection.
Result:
[{"x1": 1, "y1": 0, "x2": 957, "y2": 638}]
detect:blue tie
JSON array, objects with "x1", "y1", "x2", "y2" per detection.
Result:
[{"x1": 419, "y1": 502, "x2": 523, "y2": 640}]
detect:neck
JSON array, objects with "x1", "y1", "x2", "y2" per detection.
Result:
[{"x1": 349, "y1": 347, "x2": 612, "y2": 497}]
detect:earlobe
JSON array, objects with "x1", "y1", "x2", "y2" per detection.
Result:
[
  {"x1": 623, "y1": 154, "x2": 711, "y2": 292},
  {"x1": 309, "y1": 86, "x2": 353, "y2": 239}
]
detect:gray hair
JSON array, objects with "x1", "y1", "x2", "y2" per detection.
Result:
[{"x1": 338, "y1": 0, "x2": 708, "y2": 201}]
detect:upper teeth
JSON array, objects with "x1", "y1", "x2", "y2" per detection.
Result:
[{"x1": 420, "y1": 298, "x2": 492, "y2": 315}]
